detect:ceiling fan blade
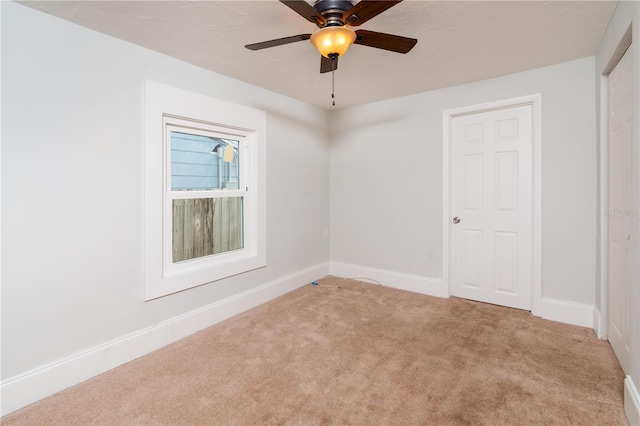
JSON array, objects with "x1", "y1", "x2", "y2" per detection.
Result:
[
  {"x1": 245, "y1": 34, "x2": 312, "y2": 51},
  {"x1": 354, "y1": 30, "x2": 417, "y2": 53},
  {"x1": 280, "y1": 0, "x2": 326, "y2": 27},
  {"x1": 320, "y1": 55, "x2": 339, "y2": 74},
  {"x1": 343, "y1": 0, "x2": 403, "y2": 26}
]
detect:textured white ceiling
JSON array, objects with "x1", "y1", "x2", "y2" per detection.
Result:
[{"x1": 21, "y1": 0, "x2": 617, "y2": 110}]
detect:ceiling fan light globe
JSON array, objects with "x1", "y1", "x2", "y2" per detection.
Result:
[{"x1": 310, "y1": 26, "x2": 356, "y2": 58}]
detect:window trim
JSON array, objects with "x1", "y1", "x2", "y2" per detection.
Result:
[{"x1": 144, "y1": 81, "x2": 266, "y2": 301}]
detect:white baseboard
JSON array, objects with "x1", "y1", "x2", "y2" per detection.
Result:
[
  {"x1": 329, "y1": 263, "x2": 595, "y2": 330},
  {"x1": 330, "y1": 262, "x2": 447, "y2": 297},
  {"x1": 0, "y1": 262, "x2": 329, "y2": 417},
  {"x1": 626, "y1": 376, "x2": 640, "y2": 426},
  {"x1": 535, "y1": 297, "x2": 594, "y2": 328},
  {"x1": 592, "y1": 306, "x2": 604, "y2": 338}
]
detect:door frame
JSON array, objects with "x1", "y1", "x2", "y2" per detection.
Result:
[{"x1": 442, "y1": 94, "x2": 542, "y2": 315}]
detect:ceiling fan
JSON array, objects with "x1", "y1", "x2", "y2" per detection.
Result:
[{"x1": 245, "y1": 0, "x2": 418, "y2": 74}]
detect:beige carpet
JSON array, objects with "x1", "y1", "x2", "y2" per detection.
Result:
[{"x1": 3, "y1": 276, "x2": 627, "y2": 425}]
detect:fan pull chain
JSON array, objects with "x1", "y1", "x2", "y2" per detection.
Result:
[
  {"x1": 331, "y1": 54, "x2": 337, "y2": 107},
  {"x1": 332, "y1": 69, "x2": 335, "y2": 107}
]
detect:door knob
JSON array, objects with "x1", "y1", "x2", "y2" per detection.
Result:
[{"x1": 453, "y1": 217, "x2": 461, "y2": 224}]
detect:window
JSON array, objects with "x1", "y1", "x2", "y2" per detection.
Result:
[
  {"x1": 165, "y1": 120, "x2": 245, "y2": 265},
  {"x1": 144, "y1": 82, "x2": 266, "y2": 300}
]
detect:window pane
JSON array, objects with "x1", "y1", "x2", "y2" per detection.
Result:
[
  {"x1": 170, "y1": 131, "x2": 240, "y2": 191},
  {"x1": 172, "y1": 197, "x2": 244, "y2": 262}
]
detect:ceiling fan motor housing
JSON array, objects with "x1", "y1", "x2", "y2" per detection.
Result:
[{"x1": 314, "y1": 0, "x2": 354, "y2": 26}]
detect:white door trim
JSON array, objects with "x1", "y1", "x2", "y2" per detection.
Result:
[
  {"x1": 599, "y1": 71, "x2": 610, "y2": 339},
  {"x1": 442, "y1": 94, "x2": 542, "y2": 315}
]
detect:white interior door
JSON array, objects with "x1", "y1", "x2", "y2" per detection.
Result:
[
  {"x1": 607, "y1": 46, "x2": 632, "y2": 374},
  {"x1": 451, "y1": 105, "x2": 532, "y2": 310}
]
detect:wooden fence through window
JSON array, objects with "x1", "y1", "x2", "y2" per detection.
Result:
[{"x1": 172, "y1": 197, "x2": 243, "y2": 262}]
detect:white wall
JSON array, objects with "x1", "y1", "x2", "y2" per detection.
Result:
[
  {"x1": 330, "y1": 57, "x2": 597, "y2": 307},
  {"x1": 595, "y1": 1, "x2": 640, "y2": 422},
  {"x1": 1, "y1": 0, "x2": 329, "y2": 401}
]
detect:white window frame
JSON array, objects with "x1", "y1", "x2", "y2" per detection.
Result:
[
  {"x1": 144, "y1": 81, "x2": 266, "y2": 301},
  {"x1": 163, "y1": 117, "x2": 250, "y2": 276}
]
